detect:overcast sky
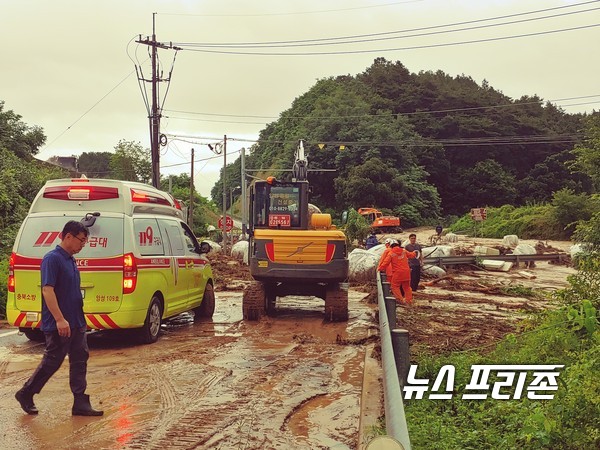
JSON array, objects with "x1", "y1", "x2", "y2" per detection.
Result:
[{"x1": 2, "y1": 0, "x2": 599, "y2": 199}]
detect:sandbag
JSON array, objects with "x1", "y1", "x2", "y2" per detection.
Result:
[
  {"x1": 445, "y1": 232, "x2": 459, "y2": 243},
  {"x1": 502, "y1": 235, "x2": 519, "y2": 247},
  {"x1": 423, "y1": 265, "x2": 446, "y2": 278},
  {"x1": 231, "y1": 240, "x2": 249, "y2": 264},
  {"x1": 513, "y1": 243, "x2": 536, "y2": 255},
  {"x1": 202, "y1": 239, "x2": 222, "y2": 254},
  {"x1": 367, "y1": 243, "x2": 387, "y2": 259},
  {"x1": 422, "y1": 245, "x2": 455, "y2": 258},
  {"x1": 348, "y1": 248, "x2": 379, "y2": 282}
]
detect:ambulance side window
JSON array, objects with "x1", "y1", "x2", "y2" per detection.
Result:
[
  {"x1": 180, "y1": 222, "x2": 200, "y2": 254},
  {"x1": 133, "y1": 219, "x2": 165, "y2": 256},
  {"x1": 164, "y1": 224, "x2": 185, "y2": 257}
]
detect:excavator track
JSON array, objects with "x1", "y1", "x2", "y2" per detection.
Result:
[
  {"x1": 242, "y1": 281, "x2": 266, "y2": 321},
  {"x1": 324, "y1": 282, "x2": 349, "y2": 322}
]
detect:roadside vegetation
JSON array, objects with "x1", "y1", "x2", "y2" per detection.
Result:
[{"x1": 404, "y1": 236, "x2": 599, "y2": 449}]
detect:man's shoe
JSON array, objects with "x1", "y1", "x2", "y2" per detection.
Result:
[
  {"x1": 15, "y1": 388, "x2": 38, "y2": 415},
  {"x1": 72, "y1": 393, "x2": 103, "y2": 416}
]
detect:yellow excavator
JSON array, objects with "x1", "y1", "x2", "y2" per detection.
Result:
[{"x1": 243, "y1": 140, "x2": 349, "y2": 321}]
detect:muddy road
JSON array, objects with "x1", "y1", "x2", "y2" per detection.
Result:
[
  {"x1": 0, "y1": 290, "x2": 377, "y2": 450},
  {"x1": 0, "y1": 230, "x2": 576, "y2": 449}
]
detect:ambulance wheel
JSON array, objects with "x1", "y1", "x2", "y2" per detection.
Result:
[
  {"x1": 139, "y1": 296, "x2": 163, "y2": 344},
  {"x1": 194, "y1": 283, "x2": 215, "y2": 321},
  {"x1": 22, "y1": 328, "x2": 45, "y2": 342}
]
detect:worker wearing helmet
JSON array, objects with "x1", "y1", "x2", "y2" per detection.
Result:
[
  {"x1": 377, "y1": 240, "x2": 417, "y2": 305},
  {"x1": 378, "y1": 238, "x2": 394, "y2": 278}
]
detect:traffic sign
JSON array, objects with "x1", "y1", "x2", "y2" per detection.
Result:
[
  {"x1": 218, "y1": 215, "x2": 234, "y2": 232},
  {"x1": 470, "y1": 208, "x2": 487, "y2": 221}
]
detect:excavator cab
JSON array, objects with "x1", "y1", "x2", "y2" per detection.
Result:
[{"x1": 250, "y1": 178, "x2": 309, "y2": 231}]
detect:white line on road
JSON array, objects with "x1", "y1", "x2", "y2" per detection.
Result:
[{"x1": 0, "y1": 329, "x2": 19, "y2": 338}]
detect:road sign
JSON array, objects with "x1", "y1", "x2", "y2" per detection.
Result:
[
  {"x1": 470, "y1": 208, "x2": 487, "y2": 221},
  {"x1": 218, "y1": 215, "x2": 234, "y2": 232}
]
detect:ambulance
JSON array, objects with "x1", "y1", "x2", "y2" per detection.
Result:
[{"x1": 6, "y1": 178, "x2": 215, "y2": 344}]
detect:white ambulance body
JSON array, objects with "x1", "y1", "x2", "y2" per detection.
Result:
[{"x1": 7, "y1": 178, "x2": 214, "y2": 344}]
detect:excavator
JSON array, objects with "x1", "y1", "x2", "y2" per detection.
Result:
[
  {"x1": 242, "y1": 140, "x2": 349, "y2": 321},
  {"x1": 358, "y1": 207, "x2": 402, "y2": 234}
]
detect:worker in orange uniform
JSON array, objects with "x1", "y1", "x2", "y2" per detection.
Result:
[
  {"x1": 377, "y1": 241, "x2": 417, "y2": 305},
  {"x1": 378, "y1": 238, "x2": 394, "y2": 279}
]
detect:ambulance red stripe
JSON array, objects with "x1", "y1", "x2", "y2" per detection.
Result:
[
  {"x1": 100, "y1": 314, "x2": 120, "y2": 329},
  {"x1": 14, "y1": 312, "x2": 26, "y2": 327},
  {"x1": 86, "y1": 314, "x2": 105, "y2": 329}
]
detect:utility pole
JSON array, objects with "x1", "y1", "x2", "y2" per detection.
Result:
[
  {"x1": 189, "y1": 148, "x2": 194, "y2": 228},
  {"x1": 240, "y1": 147, "x2": 247, "y2": 238},
  {"x1": 221, "y1": 135, "x2": 227, "y2": 254},
  {"x1": 136, "y1": 13, "x2": 180, "y2": 188}
]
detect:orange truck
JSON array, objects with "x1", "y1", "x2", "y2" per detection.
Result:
[{"x1": 358, "y1": 207, "x2": 402, "y2": 233}]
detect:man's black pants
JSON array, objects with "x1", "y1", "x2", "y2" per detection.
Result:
[
  {"x1": 410, "y1": 265, "x2": 421, "y2": 291},
  {"x1": 22, "y1": 327, "x2": 89, "y2": 395}
]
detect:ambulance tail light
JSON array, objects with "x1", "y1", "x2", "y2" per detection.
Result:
[
  {"x1": 130, "y1": 189, "x2": 172, "y2": 207},
  {"x1": 43, "y1": 186, "x2": 119, "y2": 201},
  {"x1": 123, "y1": 253, "x2": 138, "y2": 294},
  {"x1": 7, "y1": 252, "x2": 15, "y2": 293}
]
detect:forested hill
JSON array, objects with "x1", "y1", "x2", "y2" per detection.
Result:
[{"x1": 214, "y1": 58, "x2": 593, "y2": 225}]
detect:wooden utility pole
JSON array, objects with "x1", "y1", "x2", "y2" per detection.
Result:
[
  {"x1": 221, "y1": 135, "x2": 227, "y2": 254},
  {"x1": 136, "y1": 14, "x2": 180, "y2": 188},
  {"x1": 189, "y1": 148, "x2": 194, "y2": 227}
]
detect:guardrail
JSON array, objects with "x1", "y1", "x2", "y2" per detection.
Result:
[
  {"x1": 423, "y1": 252, "x2": 566, "y2": 268},
  {"x1": 374, "y1": 271, "x2": 411, "y2": 450}
]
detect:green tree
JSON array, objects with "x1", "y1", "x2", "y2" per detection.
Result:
[
  {"x1": 550, "y1": 188, "x2": 598, "y2": 237},
  {"x1": 452, "y1": 159, "x2": 518, "y2": 210},
  {"x1": 109, "y1": 140, "x2": 151, "y2": 183},
  {"x1": 78, "y1": 151, "x2": 112, "y2": 178},
  {"x1": 0, "y1": 101, "x2": 45, "y2": 158},
  {"x1": 571, "y1": 113, "x2": 600, "y2": 192}
]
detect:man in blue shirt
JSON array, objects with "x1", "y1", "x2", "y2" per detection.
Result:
[{"x1": 15, "y1": 220, "x2": 103, "y2": 416}]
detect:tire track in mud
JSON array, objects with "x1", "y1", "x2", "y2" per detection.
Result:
[{"x1": 123, "y1": 361, "x2": 235, "y2": 450}]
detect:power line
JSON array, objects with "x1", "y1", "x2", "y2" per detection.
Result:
[
  {"x1": 162, "y1": 94, "x2": 600, "y2": 123},
  {"x1": 175, "y1": 3, "x2": 600, "y2": 49},
  {"x1": 163, "y1": 132, "x2": 584, "y2": 150},
  {"x1": 178, "y1": 23, "x2": 600, "y2": 56},
  {"x1": 42, "y1": 69, "x2": 137, "y2": 152}
]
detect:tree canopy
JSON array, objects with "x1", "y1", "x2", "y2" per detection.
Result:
[{"x1": 216, "y1": 58, "x2": 592, "y2": 223}]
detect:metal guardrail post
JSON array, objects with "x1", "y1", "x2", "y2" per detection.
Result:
[
  {"x1": 375, "y1": 271, "x2": 412, "y2": 450},
  {"x1": 391, "y1": 329, "x2": 410, "y2": 387}
]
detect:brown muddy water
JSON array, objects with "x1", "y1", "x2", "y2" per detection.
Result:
[{"x1": 0, "y1": 290, "x2": 377, "y2": 450}]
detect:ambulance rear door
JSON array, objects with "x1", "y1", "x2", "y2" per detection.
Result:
[{"x1": 14, "y1": 214, "x2": 125, "y2": 316}]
